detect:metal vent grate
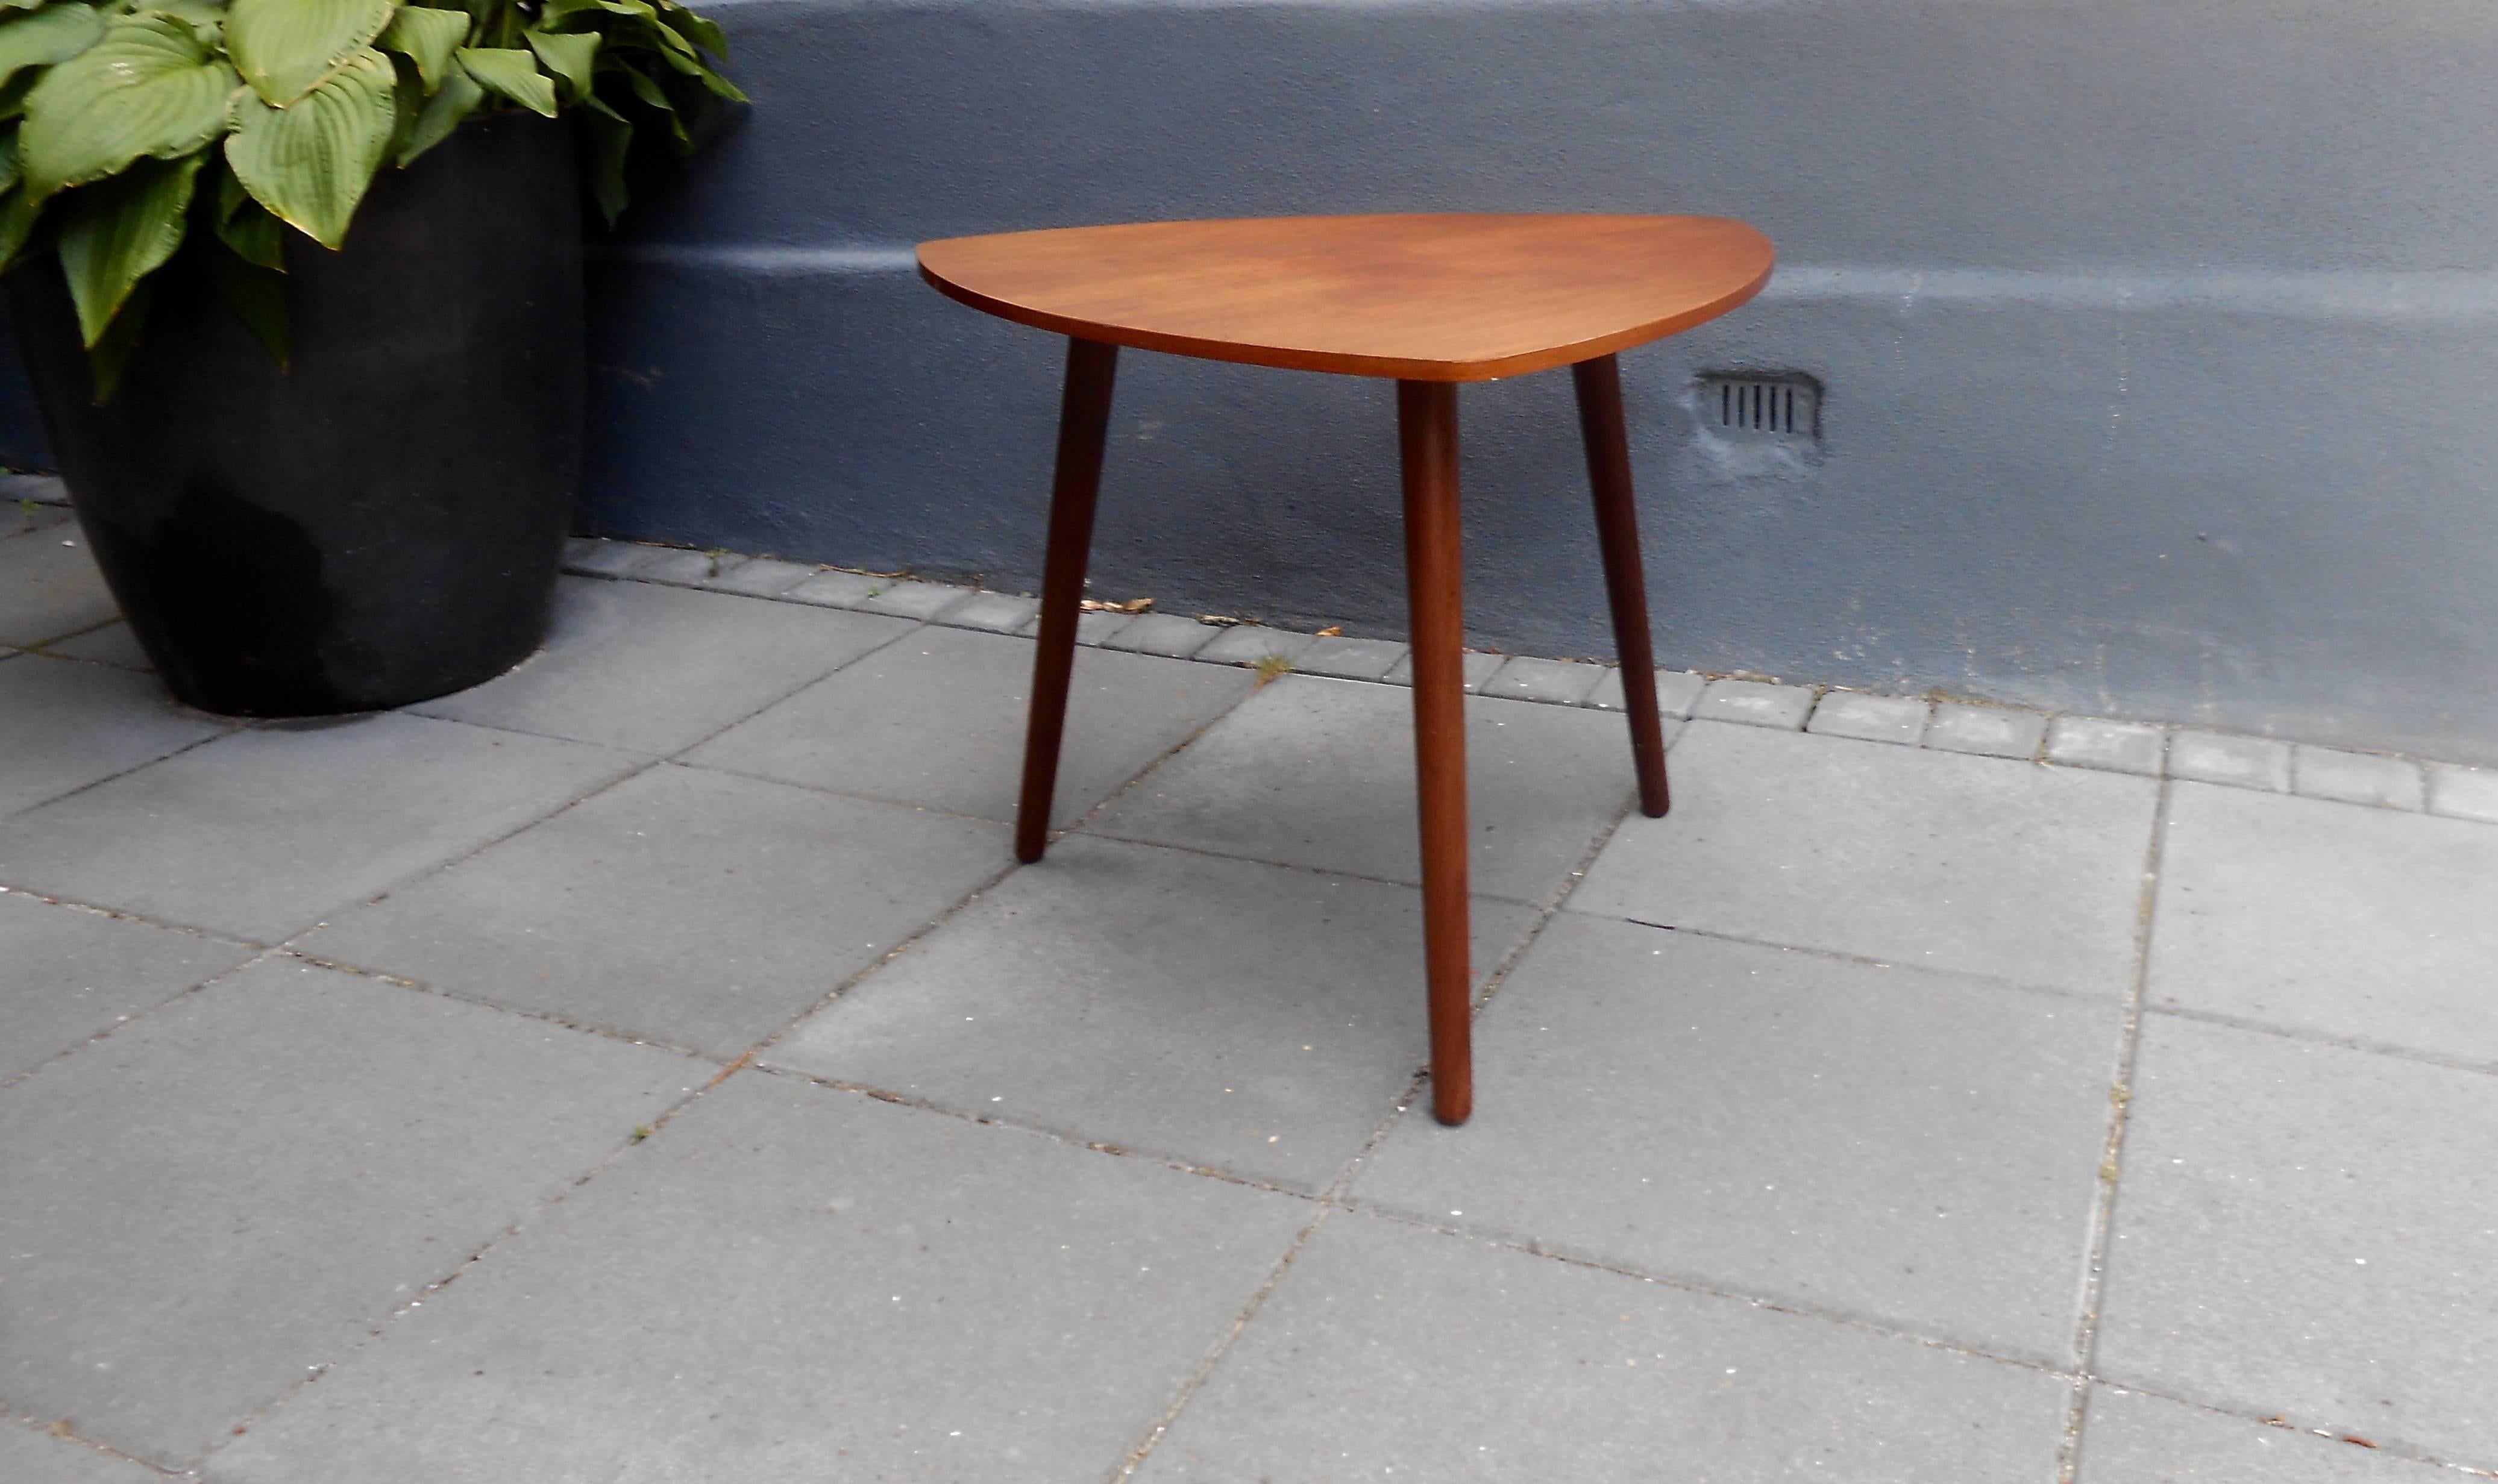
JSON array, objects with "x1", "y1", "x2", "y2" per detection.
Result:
[{"x1": 1701, "y1": 375, "x2": 1818, "y2": 438}]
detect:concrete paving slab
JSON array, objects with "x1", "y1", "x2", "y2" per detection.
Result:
[
  {"x1": 2094, "y1": 1015, "x2": 2498, "y2": 1463},
  {"x1": 2292, "y1": 746, "x2": 2424, "y2": 811},
  {"x1": 2048, "y1": 716, "x2": 2168, "y2": 775},
  {"x1": 0, "y1": 891, "x2": 255, "y2": 1080},
  {"x1": 2078, "y1": 1386, "x2": 2453, "y2": 1482},
  {"x1": 1381, "y1": 648, "x2": 1505, "y2": 690},
  {"x1": 765, "y1": 836, "x2": 1537, "y2": 1192},
  {"x1": 938, "y1": 590, "x2": 1041, "y2": 634},
  {"x1": 1293, "y1": 634, "x2": 1406, "y2": 681},
  {"x1": 1350, "y1": 916, "x2": 2117, "y2": 1361},
  {"x1": 0, "y1": 473, "x2": 69, "y2": 504},
  {"x1": 1574, "y1": 722, "x2": 2158, "y2": 997},
  {"x1": 780, "y1": 568, "x2": 877, "y2": 608},
  {"x1": 1927, "y1": 703, "x2": 2047, "y2": 759},
  {"x1": 1099, "y1": 612, "x2": 1221, "y2": 659},
  {"x1": 687, "y1": 625, "x2": 1252, "y2": 828},
  {"x1": 2148, "y1": 783, "x2": 2498, "y2": 1064},
  {"x1": 1809, "y1": 690, "x2": 1931, "y2": 745},
  {"x1": 0, "y1": 654, "x2": 224, "y2": 819},
  {"x1": 36, "y1": 620, "x2": 150, "y2": 671},
  {"x1": 559, "y1": 537, "x2": 653, "y2": 577},
  {"x1": 409, "y1": 578, "x2": 909, "y2": 756},
  {"x1": 2426, "y1": 762, "x2": 2498, "y2": 823},
  {"x1": 1009, "y1": 608, "x2": 1142, "y2": 644},
  {"x1": 0, "y1": 1424, "x2": 166, "y2": 1484},
  {"x1": 1193, "y1": 624, "x2": 1317, "y2": 667},
  {"x1": 2, "y1": 499, "x2": 74, "y2": 540},
  {"x1": 1583, "y1": 666, "x2": 1707, "y2": 716},
  {"x1": 1072, "y1": 609, "x2": 1138, "y2": 645},
  {"x1": 700, "y1": 556, "x2": 814, "y2": 598},
  {"x1": 0, "y1": 529, "x2": 118, "y2": 648},
  {"x1": 1134, "y1": 1213, "x2": 2070, "y2": 1483},
  {"x1": 2170, "y1": 730, "x2": 2292, "y2": 792},
  {"x1": 1694, "y1": 677, "x2": 1815, "y2": 729},
  {"x1": 633, "y1": 548, "x2": 738, "y2": 586},
  {"x1": 0, "y1": 713, "x2": 639, "y2": 942},
  {"x1": 857, "y1": 578, "x2": 972, "y2": 621},
  {"x1": 0, "y1": 957, "x2": 699, "y2": 1468},
  {"x1": 204, "y1": 1071, "x2": 1309, "y2": 1484},
  {"x1": 303, "y1": 765, "x2": 1008, "y2": 1057},
  {"x1": 1478, "y1": 655, "x2": 1605, "y2": 705},
  {"x1": 1091, "y1": 674, "x2": 1639, "y2": 904}
]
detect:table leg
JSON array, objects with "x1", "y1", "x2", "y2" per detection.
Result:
[
  {"x1": 1398, "y1": 379, "x2": 1473, "y2": 1126},
  {"x1": 1572, "y1": 354, "x2": 1671, "y2": 818},
  {"x1": 1015, "y1": 336, "x2": 1120, "y2": 863}
]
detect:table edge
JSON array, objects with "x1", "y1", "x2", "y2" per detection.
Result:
[{"x1": 915, "y1": 247, "x2": 1775, "y2": 382}]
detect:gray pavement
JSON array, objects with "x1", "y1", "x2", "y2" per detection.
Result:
[{"x1": 5, "y1": 523, "x2": 2496, "y2": 1480}]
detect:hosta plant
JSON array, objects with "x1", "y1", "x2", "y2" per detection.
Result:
[{"x1": 0, "y1": 0, "x2": 741, "y2": 392}]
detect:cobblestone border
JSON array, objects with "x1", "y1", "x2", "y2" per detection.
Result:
[
  {"x1": 566, "y1": 536, "x2": 2498, "y2": 828},
  {"x1": 8, "y1": 469, "x2": 2487, "y2": 830}
]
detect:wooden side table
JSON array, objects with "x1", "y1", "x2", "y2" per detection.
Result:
[{"x1": 918, "y1": 214, "x2": 1774, "y2": 1125}]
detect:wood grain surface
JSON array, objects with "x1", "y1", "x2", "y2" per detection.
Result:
[{"x1": 919, "y1": 214, "x2": 1775, "y2": 381}]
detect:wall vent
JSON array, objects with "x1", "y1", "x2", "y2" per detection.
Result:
[{"x1": 1700, "y1": 375, "x2": 1818, "y2": 439}]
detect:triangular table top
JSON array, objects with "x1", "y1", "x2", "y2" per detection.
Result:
[{"x1": 918, "y1": 214, "x2": 1775, "y2": 382}]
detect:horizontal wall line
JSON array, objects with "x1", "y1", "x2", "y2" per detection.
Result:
[
  {"x1": 1768, "y1": 265, "x2": 2498, "y2": 321},
  {"x1": 594, "y1": 243, "x2": 2498, "y2": 322},
  {"x1": 595, "y1": 243, "x2": 921, "y2": 274}
]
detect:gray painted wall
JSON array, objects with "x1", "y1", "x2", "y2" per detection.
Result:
[{"x1": 14, "y1": 0, "x2": 2498, "y2": 761}]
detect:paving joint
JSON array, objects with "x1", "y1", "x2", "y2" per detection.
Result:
[
  {"x1": 2140, "y1": 1000, "x2": 2498, "y2": 1082},
  {"x1": 1, "y1": 1409, "x2": 184, "y2": 1479},
  {"x1": 1106, "y1": 736, "x2": 1639, "y2": 1477},
  {"x1": 2059, "y1": 774, "x2": 2174, "y2": 1483},
  {"x1": 563, "y1": 536, "x2": 2497, "y2": 830},
  {"x1": 0, "y1": 941, "x2": 283, "y2": 1097},
  {"x1": 273, "y1": 945, "x2": 729, "y2": 1065},
  {"x1": 0, "y1": 724, "x2": 237, "y2": 828},
  {"x1": 1583, "y1": 916, "x2": 2125, "y2": 1013}
]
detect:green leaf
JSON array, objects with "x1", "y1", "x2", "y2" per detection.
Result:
[
  {"x1": 20, "y1": 14, "x2": 237, "y2": 203},
  {"x1": 155, "y1": 0, "x2": 231, "y2": 43},
  {"x1": 612, "y1": 63, "x2": 683, "y2": 143},
  {"x1": 656, "y1": 4, "x2": 724, "y2": 58},
  {"x1": 0, "y1": 5, "x2": 102, "y2": 93},
  {"x1": 541, "y1": 0, "x2": 653, "y2": 25},
  {"x1": 216, "y1": 192, "x2": 283, "y2": 268},
  {"x1": 580, "y1": 90, "x2": 626, "y2": 222},
  {"x1": 0, "y1": 184, "x2": 38, "y2": 271},
  {"x1": 224, "y1": 43, "x2": 391, "y2": 247},
  {"x1": 378, "y1": 4, "x2": 463, "y2": 92},
  {"x1": 392, "y1": 55, "x2": 471, "y2": 164},
  {"x1": 226, "y1": 0, "x2": 392, "y2": 106},
  {"x1": 210, "y1": 246, "x2": 287, "y2": 366},
  {"x1": 454, "y1": 45, "x2": 550, "y2": 116},
  {"x1": 524, "y1": 28, "x2": 595, "y2": 102},
  {"x1": 57, "y1": 149, "x2": 203, "y2": 344},
  {"x1": 0, "y1": 120, "x2": 17, "y2": 196},
  {"x1": 83, "y1": 271, "x2": 152, "y2": 402}
]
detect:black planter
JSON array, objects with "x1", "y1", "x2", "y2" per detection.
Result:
[{"x1": 8, "y1": 113, "x2": 583, "y2": 716}]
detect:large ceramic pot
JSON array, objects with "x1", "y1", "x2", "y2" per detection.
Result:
[{"x1": 7, "y1": 112, "x2": 583, "y2": 716}]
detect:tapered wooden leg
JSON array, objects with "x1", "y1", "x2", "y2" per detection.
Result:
[
  {"x1": 1398, "y1": 380, "x2": 1473, "y2": 1127},
  {"x1": 1573, "y1": 355, "x2": 1671, "y2": 818},
  {"x1": 1015, "y1": 337, "x2": 1119, "y2": 863}
]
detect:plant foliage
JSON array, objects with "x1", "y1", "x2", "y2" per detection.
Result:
[{"x1": 0, "y1": 0, "x2": 741, "y2": 394}]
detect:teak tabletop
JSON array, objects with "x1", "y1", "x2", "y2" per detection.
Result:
[
  {"x1": 919, "y1": 213, "x2": 1774, "y2": 382},
  {"x1": 917, "y1": 213, "x2": 1775, "y2": 1126}
]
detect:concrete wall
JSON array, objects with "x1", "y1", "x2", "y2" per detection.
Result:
[{"x1": 16, "y1": 0, "x2": 2498, "y2": 761}]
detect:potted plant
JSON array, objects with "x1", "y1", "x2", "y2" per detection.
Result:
[{"x1": 0, "y1": 0, "x2": 739, "y2": 714}]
